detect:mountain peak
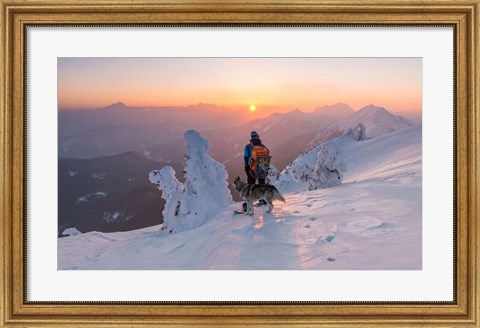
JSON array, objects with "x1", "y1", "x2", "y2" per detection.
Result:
[
  {"x1": 357, "y1": 104, "x2": 387, "y2": 114},
  {"x1": 311, "y1": 103, "x2": 416, "y2": 145},
  {"x1": 288, "y1": 108, "x2": 303, "y2": 114},
  {"x1": 269, "y1": 108, "x2": 304, "y2": 118},
  {"x1": 105, "y1": 102, "x2": 128, "y2": 110}
]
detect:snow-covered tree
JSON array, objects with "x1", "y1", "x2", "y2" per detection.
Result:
[
  {"x1": 267, "y1": 164, "x2": 280, "y2": 183},
  {"x1": 62, "y1": 227, "x2": 81, "y2": 237},
  {"x1": 290, "y1": 162, "x2": 315, "y2": 184},
  {"x1": 346, "y1": 123, "x2": 367, "y2": 141},
  {"x1": 346, "y1": 127, "x2": 354, "y2": 139},
  {"x1": 357, "y1": 123, "x2": 367, "y2": 141},
  {"x1": 149, "y1": 166, "x2": 184, "y2": 229},
  {"x1": 307, "y1": 142, "x2": 345, "y2": 190},
  {"x1": 149, "y1": 130, "x2": 232, "y2": 234},
  {"x1": 179, "y1": 130, "x2": 232, "y2": 227},
  {"x1": 289, "y1": 139, "x2": 345, "y2": 191}
]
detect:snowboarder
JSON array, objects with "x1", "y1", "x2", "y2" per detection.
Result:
[{"x1": 241, "y1": 131, "x2": 271, "y2": 212}]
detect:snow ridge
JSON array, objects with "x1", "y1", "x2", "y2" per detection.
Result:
[{"x1": 312, "y1": 104, "x2": 416, "y2": 146}]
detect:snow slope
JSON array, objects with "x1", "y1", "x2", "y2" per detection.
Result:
[{"x1": 58, "y1": 125, "x2": 422, "y2": 270}]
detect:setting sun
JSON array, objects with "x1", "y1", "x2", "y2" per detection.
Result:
[{"x1": 249, "y1": 105, "x2": 256, "y2": 112}]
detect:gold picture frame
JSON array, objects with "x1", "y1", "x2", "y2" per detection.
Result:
[{"x1": 1, "y1": 0, "x2": 479, "y2": 326}]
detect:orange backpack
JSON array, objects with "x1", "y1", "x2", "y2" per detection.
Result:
[{"x1": 250, "y1": 145, "x2": 271, "y2": 178}]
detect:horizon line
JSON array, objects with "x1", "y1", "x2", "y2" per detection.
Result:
[{"x1": 58, "y1": 101, "x2": 422, "y2": 113}]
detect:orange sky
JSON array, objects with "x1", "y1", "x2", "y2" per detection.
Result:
[{"x1": 58, "y1": 58, "x2": 422, "y2": 115}]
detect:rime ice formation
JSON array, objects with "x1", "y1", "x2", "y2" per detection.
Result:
[
  {"x1": 149, "y1": 130, "x2": 232, "y2": 234},
  {"x1": 282, "y1": 137, "x2": 347, "y2": 191}
]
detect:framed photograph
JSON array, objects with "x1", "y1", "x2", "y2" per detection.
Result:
[{"x1": 1, "y1": 0, "x2": 479, "y2": 327}]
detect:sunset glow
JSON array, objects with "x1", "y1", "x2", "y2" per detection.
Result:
[
  {"x1": 58, "y1": 58, "x2": 422, "y2": 115},
  {"x1": 249, "y1": 105, "x2": 256, "y2": 112}
]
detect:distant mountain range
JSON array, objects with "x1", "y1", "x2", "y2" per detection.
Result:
[
  {"x1": 59, "y1": 102, "x2": 244, "y2": 136},
  {"x1": 59, "y1": 102, "x2": 416, "y2": 165},
  {"x1": 58, "y1": 102, "x2": 355, "y2": 160},
  {"x1": 58, "y1": 102, "x2": 249, "y2": 158},
  {"x1": 58, "y1": 102, "x2": 418, "y2": 234}
]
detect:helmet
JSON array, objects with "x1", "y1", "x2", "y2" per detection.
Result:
[{"x1": 250, "y1": 131, "x2": 259, "y2": 138}]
